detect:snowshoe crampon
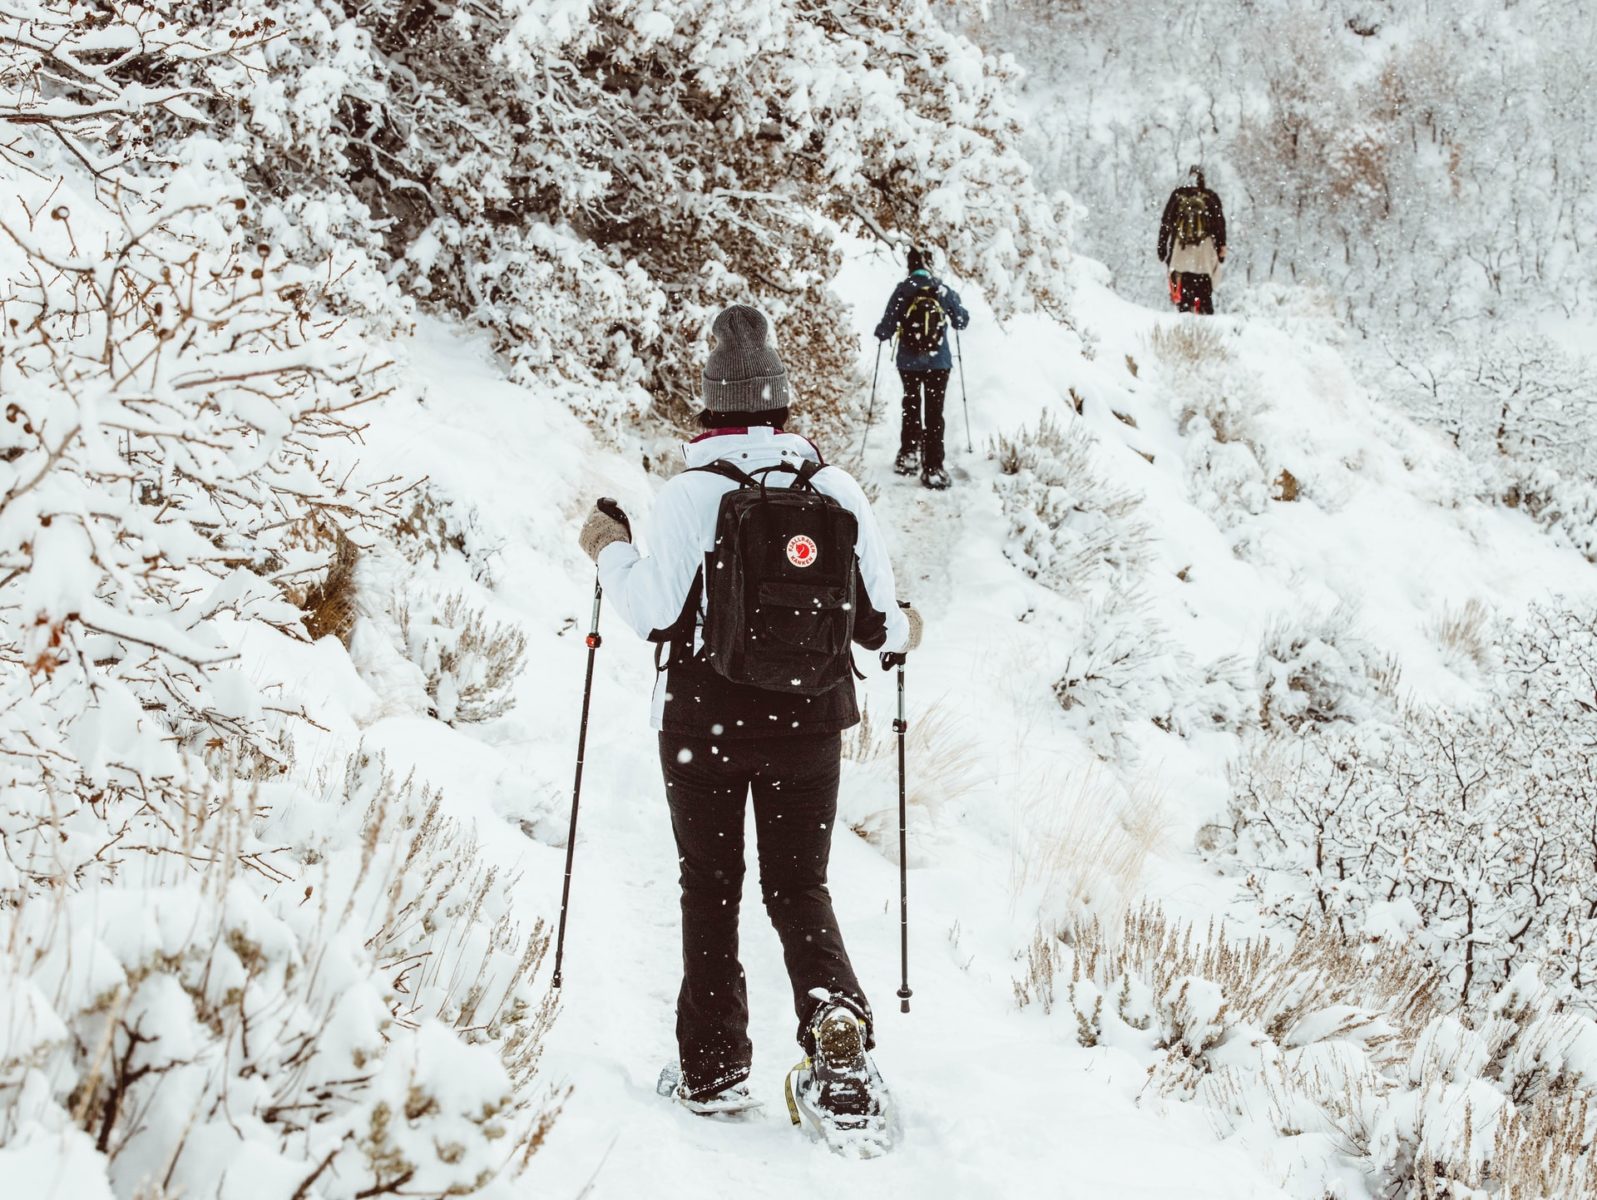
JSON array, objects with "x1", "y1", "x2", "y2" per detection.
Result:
[
  {"x1": 783, "y1": 1006, "x2": 894, "y2": 1157},
  {"x1": 656, "y1": 1064, "x2": 762, "y2": 1119}
]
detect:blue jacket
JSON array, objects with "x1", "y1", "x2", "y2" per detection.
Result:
[{"x1": 874, "y1": 271, "x2": 970, "y2": 371}]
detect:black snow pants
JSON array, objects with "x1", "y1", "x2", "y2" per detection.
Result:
[
  {"x1": 1171, "y1": 271, "x2": 1214, "y2": 315},
  {"x1": 899, "y1": 368, "x2": 950, "y2": 471},
  {"x1": 659, "y1": 731, "x2": 872, "y2": 1101}
]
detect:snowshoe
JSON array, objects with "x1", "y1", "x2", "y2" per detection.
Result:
[
  {"x1": 656, "y1": 1064, "x2": 762, "y2": 1118},
  {"x1": 893, "y1": 447, "x2": 920, "y2": 476},
  {"x1": 920, "y1": 465, "x2": 951, "y2": 490},
  {"x1": 783, "y1": 1003, "x2": 894, "y2": 1157}
]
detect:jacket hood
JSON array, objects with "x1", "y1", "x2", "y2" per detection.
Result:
[{"x1": 682, "y1": 426, "x2": 825, "y2": 471}]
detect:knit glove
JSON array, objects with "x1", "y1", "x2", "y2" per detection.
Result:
[
  {"x1": 881, "y1": 602, "x2": 922, "y2": 670},
  {"x1": 578, "y1": 498, "x2": 630, "y2": 563}
]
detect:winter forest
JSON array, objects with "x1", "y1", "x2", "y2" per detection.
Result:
[{"x1": 3, "y1": 0, "x2": 1596, "y2": 1195}]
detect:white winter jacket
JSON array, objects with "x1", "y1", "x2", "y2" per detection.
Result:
[{"x1": 598, "y1": 427, "x2": 910, "y2": 734}]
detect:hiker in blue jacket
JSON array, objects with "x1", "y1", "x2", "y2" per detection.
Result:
[{"x1": 874, "y1": 247, "x2": 970, "y2": 490}]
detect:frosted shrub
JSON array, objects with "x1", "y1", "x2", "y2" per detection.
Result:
[
  {"x1": 1427, "y1": 597, "x2": 1493, "y2": 674},
  {"x1": 1052, "y1": 592, "x2": 1188, "y2": 760},
  {"x1": 991, "y1": 410, "x2": 1152, "y2": 598},
  {"x1": 1148, "y1": 321, "x2": 1231, "y2": 371},
  {"x1": 1049, "y1": 594, "x2": 1252, "y2": 759},
  {"x1": 1146, "y1": 325, "x2": 1278, "y2": 525},
  {"x1": 395, "y1": 485, "x2": 504, "y2": 585},
  {"x1": 1008, "y1": 771, "x2": 1169, "y2": 921},
  {"x1": 1228, "y1": 601, "x2": 1597, "y2": 1010},
  {"x1": 0, "y1": 0, "x2": 402, "y2": 873},
  {"x1": 0, "y1": 756, "x2": 556, "y2": 1198},
  {"x1": 841, "y1": 700, "x2": 983, "y2": 859},
  {"x1": 1179, "y1": 653, "x2": 1259, "y2": 737},
  {"x1": 394, "y1": 588, "x2": 529, "y2": 726},
  {"x1": 1256, "y1": 604, "x2": 1387, "y2": 730},
  {"x1": 1016, "y1": 906, "x2": 1597, "y2": 1198},
  {"x1": 0, "y1": 9, "x2": 555, "y2": 1193},
  {"x1": 1385, "y1": 332, "x2": 1597, "y2": 563}
]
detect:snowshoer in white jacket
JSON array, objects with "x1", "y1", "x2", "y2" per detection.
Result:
[{"x1": 577, "y1": 304, "x2": 921, "y2": 1131}]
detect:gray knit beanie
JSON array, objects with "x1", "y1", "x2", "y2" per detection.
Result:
[{"x1": 702, "y1": 305, "x2": 791, "y2": 413}]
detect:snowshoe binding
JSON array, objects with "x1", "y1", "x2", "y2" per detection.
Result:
[
  {"x1": 656, "y1": 1064, "x2": 762, "y2": 1119},
  {"x1": 893, "y1": 447, "x2": 920, "y2": 476},
  {"x1": 783, "y1": 1001, "x2": 894, "y2": 1157},
  {"x1": 920, "y1": 465, "x2": 951, "y2": 490}
]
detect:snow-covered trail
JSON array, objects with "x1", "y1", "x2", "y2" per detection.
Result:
[
  {"x1": 354, "y1": 246, "x2": 1595, "y2": 1197},
  {"x1": 524, "y1": 451, "x2": 1289, "y2": 1200},
  {"x1": 352, "y1": 309, "x2": 1298, "y2": 1198}
]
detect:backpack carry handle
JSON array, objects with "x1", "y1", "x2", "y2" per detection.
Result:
[{"x1": 692, "y1": 458, "x2": 824, "y2": 498}]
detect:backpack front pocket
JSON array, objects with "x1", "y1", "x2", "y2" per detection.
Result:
[{"x1": 755, "y1": 582, "x2": 852, "y2": 658}]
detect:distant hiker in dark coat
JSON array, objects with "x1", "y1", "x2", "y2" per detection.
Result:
[
  {"x1": 577, "y1": 305, "x2": 922, "y2": 1122},
  {"x1": 1157, "y1": 167, "x2": 1227, "y2": 315},
  {"x1": 874, "y1": 247, "x2": 970, "y2": 490}
]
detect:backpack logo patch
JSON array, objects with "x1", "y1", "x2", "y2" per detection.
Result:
[{"x1": 786, "y1": 534, "x2": 818, "y2": 567}]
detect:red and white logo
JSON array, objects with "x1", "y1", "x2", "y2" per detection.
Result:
[{"x1": 786, "y1": 534, "x2": 818, "y2": 568}]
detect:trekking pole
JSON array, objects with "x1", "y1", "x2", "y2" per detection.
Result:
[
  {"x1": 552, "y1": 514, "x2": 615, "y2": 988},
  {"x1": 954, "y1": 327, "x2": 972, "y2": 454},
  {"x1": 860, "y1": 340, "x2": 883, "y2": 461},
  {"x1": 894, "y1": 655, "x2": 912, "y2": 1013}
]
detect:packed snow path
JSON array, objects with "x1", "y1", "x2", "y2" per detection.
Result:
[
  {"x1": 359, "y1": 336, "x2": 1297, "y2": 1198},
  {"x1": 357, "y1": 250, "x2": 1591, "y2": 1197}
]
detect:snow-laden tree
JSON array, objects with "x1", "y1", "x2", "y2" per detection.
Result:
[
  {"x1": 1227, "y1": 602, "x2": 1597, "y2": 1012},
  {"x1": 958, "y1": 0, "x2": 1597, "y2": 331},
  {"x1": 1379, "y1": 330, "x2": 1597, "y2": 563},
  {"x1": 207, "y1": 0, "x2": 1077, "y2": 433},
  {"x1": 1, "y1": 5, "x2": 551, "y2": 1194},
  {"x1": 0, "y1": 0, "x2": 403, "y2": 876}
]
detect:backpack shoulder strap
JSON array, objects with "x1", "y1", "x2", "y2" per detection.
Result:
[
  {"x1": 653, "y1": 566, "x2": 704, "y2": 672},
  {"x1": 689, "y1": 459, "x2": 760, "y2": 487}
]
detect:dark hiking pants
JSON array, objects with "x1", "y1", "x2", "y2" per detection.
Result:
[
  {"x1": 1172, "y1": 271, "x2": 1214, "y2": 315},
  {"x1": 659, "y1": 731, "x2": 872, "y2": 1100},
  {"x1": 899, "y1": 368, "x2": 950, "y2": 471}
]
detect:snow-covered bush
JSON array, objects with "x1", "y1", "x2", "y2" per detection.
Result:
[
  {"x1": 1382, "y1": 332, "x2": 1597, "y2": 563},
  {"x1": 0, "y1": 0, "x2": 403, "y2": 868},
  {"x1": 1427, "y1": 597, "x2": 1492, "y2": 676},
  {"x1": 201, "y1": 0, "x2": 1078, "y2": 432},
  {"x1": 0, "y1": 9, "x2": 555, "y2": 1193},
  {"x1": 1228, "y1": 601, "x2": 1597, "y2": 1011},
  {"x1": 394, "y1": 587, "x2": 529, "y2": 726},
  {"x1": 1256, "y1": 603, "x2": 1388, "y2": 731},
  {"x1": 991, "y1": 409, "x2": 1152, "y2": 598},
  {"x1": 1146, "y1": 327, "x2": 1280, "y2": 525},
  {"x1": 1051, "y1": 592, "x2": 1187, "y2": 759},
  {"x1": 0, "y1": 754, "x2": 556, "y2": 1198},
  {"x1": 1147, "y1": 321, "x2": 1231, "y2": 374},
  {"x1": 840, "y1": 699, "x2": 983, "y2": 862},
  {"x1": 394, "y1": 485, "x2": 503, "y2": 585},
  {"x1": 1017, "y1": 906, "x2": 1597, "y2": 1199}
]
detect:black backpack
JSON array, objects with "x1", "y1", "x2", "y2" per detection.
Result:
[
  {"x1": 674, "y1": 459, "x2": 860, "y2": 695},
  {"x1": 1174, "y1": 192, "x2": 1211, "y2": 247},
  {"x1": 899, "y1": 280, "x2": 948, "y2": 356}
]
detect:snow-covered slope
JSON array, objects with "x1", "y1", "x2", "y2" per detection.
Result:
[{"x1": 323, "y1": 244, "x2": 1594, "y2": 1196}]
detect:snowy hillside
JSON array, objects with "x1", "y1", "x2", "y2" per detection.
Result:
[{"x1": 162, "y1": 244, "x2": 1596, "y2": 1197}]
